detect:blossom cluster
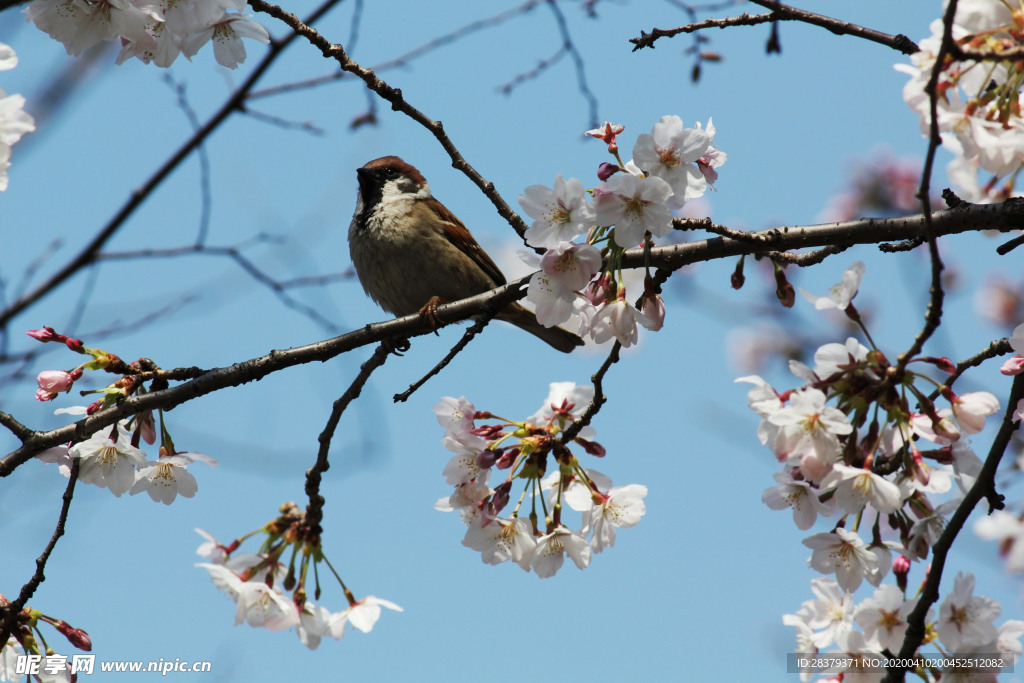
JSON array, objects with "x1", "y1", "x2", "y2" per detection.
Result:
[
  {"x1": 0, "y1": 42, "x2": 35, "y2": 193},
  {"x1": 194, "y1": 505, "x2": 401, "y2": 649},
  {"x1": 0, "y1": 594, "x2": 92, "y2": 683},
  {"x1": 28, "y1": 327, "x2": 216, "y2": 504},
  {"x1": 518, "y1": 115, "x2": 725, "y2": 348},
  {"x1": 787, "y1": 572, "x2": 1023, "y2": 682},
  {"x1": 742, "y1": 262, "x2": 999, "y2": 592},
  {"x1": 434, "y1": 382, "x2": 647, "y2": 578},
  {"x1": 37, "y1": 408, "x2": 216, "y2": 504},
  {"x1": 897, "y1": 0, "x2": 1024, "y2": 202},
  {"x1": 25, "y1": 0, "x2": 269, "y2": 68},
  {"x1": 739, "y1": 261, "x2": 1024, "y2": 680}
]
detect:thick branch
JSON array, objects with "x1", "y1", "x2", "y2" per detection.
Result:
[{"x1": 4, "y1": 200, "x2": 1020, "y2": 475}]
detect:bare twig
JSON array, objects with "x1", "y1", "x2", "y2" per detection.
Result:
[
  {"x1": 304, "y1": 343, "x2": 390, "y2": 535},
  {"x1": 0, "y1": 458, "x2": 80, "y2": 648},
  {"x1": 544, "y1": 0, "x2": 599, "y2": 128},
  {"x1": 393, "y1": 317, "x2": 493, "y2": 403},
  {"x1": 631, "y1": 0, "x2": 919, "y2": 55}
]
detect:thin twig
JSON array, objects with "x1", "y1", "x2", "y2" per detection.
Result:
[
  {"x1": 304, "y1": 344, "x2": 390, "y2": 534},
  {"x1": 560, "y1": 341, "x2": 621, "y2": 444},
  {"x1": 393, "y1": 318, "x2": 492, "y2": 403},
  {"x1": 0, "y1": 458, "x2": 80, "y2": 648},
  {"x1": 631, "y1": 0, "x2": 919, "y2": 55}
]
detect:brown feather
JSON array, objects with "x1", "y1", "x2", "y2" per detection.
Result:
[{"x1": 421, "y1": 198, "x2": 507, "y2": 287}]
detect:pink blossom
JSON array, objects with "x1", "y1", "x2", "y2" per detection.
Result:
[{"x1": 1001, "y1": 355, "x2": 1024, "y2": 376}]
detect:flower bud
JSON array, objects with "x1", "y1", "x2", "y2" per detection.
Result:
[
  {"x1": 25, "y1": 327, "x2": 58, "y2": 342},
  {"x1": 37, "y1": 370, "x2": 74, "y2": 394},
  {"x1": 54, "y1": 621, "x2": 92, "y2": 652},
  {"x1": 475, "y1": 449, "x2": 498, "y2": 469},
  {"x1": 892, "y1": 555, "x2": 910, "y2": 594},
  {"x1": 597, "y1": 162, "x2": 620, "y2": 181}
]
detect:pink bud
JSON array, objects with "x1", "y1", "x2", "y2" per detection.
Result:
[
  {"x1": 54, "y1": 620, "x2": 92, "y2": 651},
  {"x1": 26, "y1": 326, "x2": 58, "y2": 341},
  {"x1": 37, "y1": 370, "x2": 74, "y2": 394},
  {"x1": 893, "y1": 555, "x2": 910, "y2": 593}
]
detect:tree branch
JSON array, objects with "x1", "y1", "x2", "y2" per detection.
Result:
[
  {"x1": 0, "y1": 458, "x2": 80, "y2": 647},
  {"x1": 631, "y1": 0, "x2": 919, "y2": 54}
]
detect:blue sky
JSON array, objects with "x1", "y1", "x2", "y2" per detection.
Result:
[{"x1": 3, "y1": 1, "x2": 1024, "y2": 681}]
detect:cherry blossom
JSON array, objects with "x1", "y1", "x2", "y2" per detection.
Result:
[
  {"x1": 631, "y1": 114, "x2": 712, "y2": 209},
  {"x1": 695, "y1": 118, "x2": 726, "y2": 187},
  {"x1": 792, "y1": 577, "x2": 856, "y2": 649},
  {"x1": 433, "y1": 395, "x2": 476, "y2": 436},
  {"x1": 762, "y1": 470, "x2": 832, "y2": 530},
  {"x1": 782, "y1": 613, "x2": 819, "y2": 683},
  {"x1": 35, "y1": 370, "x2": 74, "y2": 401},
  {"x1": 195, "y1": 528, "x2": 231, "y2": 564},
  {"x1": 0, "y1": 90, "x2": 35, "y2": 148},
  {"x1": 803, "y1": 527, "x2": 880, "y2": 592},
  {"x1": 808, "y1": 337, "x2": 874, "y2": 382},
  {"x1": 531, "y1": 526, "x2": 591, "y2": 578},
  {"x1": 336, "y1": 596, "x2": 403, "y2": 634},
  {"x1": 936, "y1": 572, "x2": 1001, "y2": 651},
  {"x1": 70, "y1": 423, "x2": 148, "y2": 496},
  {"x1": 767, "y1": 387, "x2": 852, "y2": 479},
  {"x1": 975, "y1": 511, "x2": 1024, "y2": 572},
  {"x1": 181, "y1": 9, "x2": 269, "y2": 69},
  {"x1": 519, "y1": 174, "x2": 596, "y2": 248},
  {"x1": 130, "y1": 453, "x2": 215, "y2": 504},
  {"x1": 593, "y1": 172, "x2": 673, "y2": 247},
  {"x1": 0, "y1": 76, "x2": 35, "y2": 192},
  {"x1": 819, "y1": 463, "x2": 903, "y2": 515},
  {"x1": 0, "y1": 42, "x2": 16, "y2": 70},
  {"x1": 234, "y1": 581, "x2": 300, "y2": 631},
  {"x1": 948, "y1": 390, "x2": 1000, "y2": 434},
  {"x1": 526, "y1": 242, "x2": 602, "y2": 327},
  {"x1": 588, "y1": 295, "x2": 640, "y2": 347},
  {"x1": 462, "y1": 516, "x2": 536, "y2": 571},
  {"x1": 853, "y1": 584, "x2": 917, "y2": 652},
  {"x1": 583, "y1": 484, "x2": 647, "y2": 553},
  {"x1": 800, "y1": 261, "x2": 865, "y2": 311},
  {"x1": 295, "y1": 603, "x2": 334, "y2": 649}
]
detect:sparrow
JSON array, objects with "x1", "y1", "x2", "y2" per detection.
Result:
[{"x1": 348, "y1": 156, "x2": 584, "y2": 353}]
